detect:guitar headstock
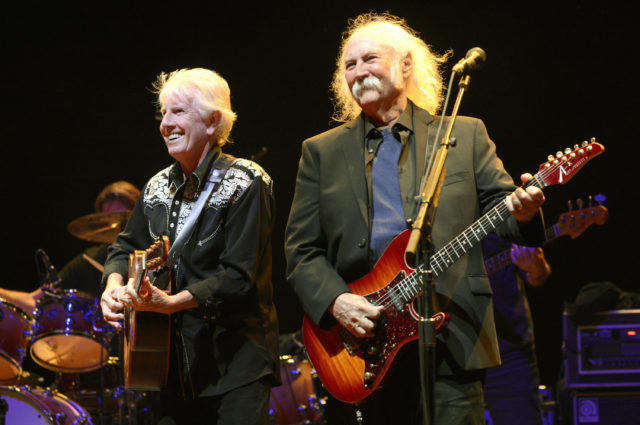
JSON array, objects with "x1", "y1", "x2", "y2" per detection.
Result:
[
  {"x1": 555, "y1": 194, "x2": 609, "y2": 239},
  {"x1": 145, "y1": 235, "x2": 169, "y2": 271},
  {"x1": 536, "y1": 138, "x2": 604, "y2": 187}
]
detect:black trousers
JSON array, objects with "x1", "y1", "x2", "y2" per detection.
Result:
[
  {"x1": 321, "y1": 344, "x2": 486, "y2": 425},
  {"x1": 154, "y1": 377, "x2": 271, "y2": 425}
]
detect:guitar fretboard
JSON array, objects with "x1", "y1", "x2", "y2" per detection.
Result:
[{"x1": 381, "y1": 174, "x2": 546, "y2": 309}]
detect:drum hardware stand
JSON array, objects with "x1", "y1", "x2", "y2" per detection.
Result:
[
  {"x1": 405, "y1": 69, "x2": 475, "y2": 425},
  {"x1": 0, "y1": 397, "x2": 8, "y2": 425},
  {"x1": 355, "y1": 409, "x2": 363, "y2": 424}
]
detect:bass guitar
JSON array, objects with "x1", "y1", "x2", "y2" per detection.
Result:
[
  {"x1": 123, "y1": 235, "x2": 171, "y2": 390},
  {"x1": 303, "y1": 139, "x2": 604, "y2": 404},
  {"x1": 484, "y1": 194, "x2": 609, "y2": 275}
]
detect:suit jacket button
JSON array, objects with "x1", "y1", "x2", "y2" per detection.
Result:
[{"x1": 357, "y1": 238, "x2": 366, "y2": 248}]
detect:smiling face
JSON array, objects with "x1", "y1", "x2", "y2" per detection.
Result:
[
  {"x1": 343, "y1": 36, "x2": 407, "y2": 112},
  {"x1": 159, "y1": 89, "x2": 218, "y2": 175}
]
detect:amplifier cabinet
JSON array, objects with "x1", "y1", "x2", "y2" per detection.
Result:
[{"x1": 571, "y1": 389, "x2": 640, "y2": 425}]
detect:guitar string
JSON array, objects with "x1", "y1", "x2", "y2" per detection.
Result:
[
  {"x1": 369, "y1": 156, "x2": 571, "y2": 311},
  {"x1": 372, "y1": 197, "x2": 513, "y2": 310}
]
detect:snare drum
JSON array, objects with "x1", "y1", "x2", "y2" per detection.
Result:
[
  {"x1": 30, "y1": 290, "x2": 110, "y2": 373},
  {"x1": 0, "y1": 298, "x2": 33, "y2": 381},
  {"x1": 0, "y1": 385, "x2": 93, "y2": 424},
  {"x1": 269, "y1": 355, "x2": 324, "y2": 425}
]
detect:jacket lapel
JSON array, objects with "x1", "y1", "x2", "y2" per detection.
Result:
[
  {"x1": 339, "y1": 117, "x2": 369, "y2": 224},
  {"x1": 413, "y1": 105, "x2": 435, "y2": 190}
]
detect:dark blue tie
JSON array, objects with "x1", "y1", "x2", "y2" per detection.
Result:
[{"x1": 370, "y1": 128, "x2": 406, "y2": 261}]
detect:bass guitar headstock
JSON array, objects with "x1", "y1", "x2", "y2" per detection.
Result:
[{"x1": 555, "y1": 194, "x2": 608, "y2": 239}]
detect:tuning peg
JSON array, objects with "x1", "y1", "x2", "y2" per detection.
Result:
[
  {"x1": 594, "y1": 193, "x2": 606, "y2": 205},
  {"x1": 576, "y1": 198, "x2": 584, "y2": 209},
  {"x1": 567, "y1": 199, "x2": 573, "y2": 211},
  {"x1": 588, "y1": 195, "x2": 593, "y2": 208},
  {"x1": 590, "y1": 137, "x2": 597, "y2": 143}
]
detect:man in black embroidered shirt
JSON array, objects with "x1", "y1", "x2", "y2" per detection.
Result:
[{"x1": 100, "y1": 68, "x2": 279, "y2": 425}]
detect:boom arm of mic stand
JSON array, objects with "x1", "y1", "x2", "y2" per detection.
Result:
[{"x1": 405, "y1": 74, "x2": 471, "y2": 425}]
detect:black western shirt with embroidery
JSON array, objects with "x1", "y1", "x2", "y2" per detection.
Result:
[{"x1": 101, "y1": 148, "x2": 280, "y2": 398}]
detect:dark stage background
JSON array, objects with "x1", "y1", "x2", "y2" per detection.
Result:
[{"x1": 3, "y1": 2, "x2": 636, "y2": 389}]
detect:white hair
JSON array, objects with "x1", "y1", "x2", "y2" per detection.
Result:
[
  {"x1": 331, "y1": 13, "x2": 451, "y2": 121},
  {"x1": 154, "y1": 68, "x2": 237, "y2": 147}
]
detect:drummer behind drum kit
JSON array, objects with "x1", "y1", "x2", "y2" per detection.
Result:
[
  {"x1": 0, "y1": 211, "x2": 153, "y2": 425},
  {"x1": 0, "y1": 212, "x2": 327, "y2": 425}
]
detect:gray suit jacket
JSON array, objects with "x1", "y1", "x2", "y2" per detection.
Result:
[{"x1": 285, "y1": 105, "x2": 542, "y2": 371}]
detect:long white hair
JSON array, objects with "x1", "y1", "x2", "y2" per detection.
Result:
[{"x1": 331, "y1": 13, "x2": 451, "y2": 122}]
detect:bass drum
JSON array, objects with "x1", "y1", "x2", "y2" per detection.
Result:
[
  {"x1": 0, "y1": 298, "x2": 33, "y2": 382},
  {"x1": 55, "y1": 356, "x2": 122, "y2": 421},
  {"x1": 0, "y1": 385, "x2": 93, "y2": 424},
  {"x1": 269, "y1": 355, "x2": 325, "y2": 425},
  {"x1": 30, "y1": 290, "x2": 111, "y2": 373}
]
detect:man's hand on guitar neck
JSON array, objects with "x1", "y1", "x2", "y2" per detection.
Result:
[
  {"x1": 505, "y1": 173, "x2": 546, "y2": 223},
  {"x1": 329, "y1": 292, "x2": 383, "y2": 338},
  {"x1": 510, "y1": 244, "x2": 552, "y2": 287}
]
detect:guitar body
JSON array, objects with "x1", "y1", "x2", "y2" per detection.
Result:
[
  {"x1": 303, "y1": 230, "x2": 448, "y2": 404},
  {"x1": 124, "y1": 308, "x2": 171, "y2": 390},
  {"x1": 123, "y1": 238, "x2": 171, "y2": 391}
]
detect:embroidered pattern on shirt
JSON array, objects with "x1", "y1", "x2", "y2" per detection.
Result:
[{"x1": 142, "y1": 159, "x2": 272, "y2": 237}]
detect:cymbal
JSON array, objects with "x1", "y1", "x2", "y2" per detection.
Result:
[{"x1": 67, "y1": 211, "x2": 131, "y2": 243}]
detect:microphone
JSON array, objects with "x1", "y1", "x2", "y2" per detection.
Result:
[
  {"x1": 36, "y1": 249, "x2": 62, "y2": 287},
  {"x1": 452, "y1": 47, "x2": 487, "y2": 74}
]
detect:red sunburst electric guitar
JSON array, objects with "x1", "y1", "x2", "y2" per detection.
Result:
[{"x1": 303, "y1": 139, "x2": 605, "y2": 404}]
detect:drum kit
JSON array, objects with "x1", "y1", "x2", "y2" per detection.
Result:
[
  {"x1": 0, "y1": 211, "x2": 153, "y2": 425},
  {"x1": 270, "y1": 332, "x2": 326, "y2": 425},
  {"x1": 0, "y1": 212, "x2": 326, "y2": 425}
]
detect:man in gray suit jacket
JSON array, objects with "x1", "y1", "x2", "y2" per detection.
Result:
[{"x1": 285, "y1": 13, "x2": 545, "y2": 425}]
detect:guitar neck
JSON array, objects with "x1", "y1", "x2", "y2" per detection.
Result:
[
  {"x1": 484, "y1": 250, "x2": 513, "y2": 276},
  {"x1": 485, "y1": 220, "x2": 559, "y2": 276},
  {"x1": 543, "y1": 224, "x2": 564, "y2": 244},
  {"x1": 382, "y1": 140, "x2": 604, "y2": 308},
  {"x1": 397, "y1": 176, "x2": 546, "y2": 302}
]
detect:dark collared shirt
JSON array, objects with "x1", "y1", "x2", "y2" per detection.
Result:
[
  {"x1": 102, "y1": 147, "x2": 279, "y2": 398},
  {"x1": 363, "y1": 103, "x2": 419, "y2": 264}
]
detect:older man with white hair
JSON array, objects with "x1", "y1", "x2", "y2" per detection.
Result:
[
  {"x1": 285, "y1": 13, "x2": 545, "y2": 425},
  {"x1": 100, "y1": 68, "x2": 279, "y2": 425}
]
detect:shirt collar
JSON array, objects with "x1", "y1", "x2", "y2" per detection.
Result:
[
  {"x1": 168, "y1": 146, "x2": 222, "y2": 198},
  {"x1": 364, "y1": 100, "x2": 415, "y2": 139}
]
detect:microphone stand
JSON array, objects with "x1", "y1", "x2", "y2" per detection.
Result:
[{"x1": 404, "y1": 74, "x2": 472, "y2": 425}]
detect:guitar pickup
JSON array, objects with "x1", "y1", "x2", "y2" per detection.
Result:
[{"x1": 386, "y1": 270, "x2": 407, "y2": 312}]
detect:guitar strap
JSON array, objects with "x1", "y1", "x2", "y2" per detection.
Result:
[{"x1": 166, "y1": 153, "x2": 236, "y2": 270}]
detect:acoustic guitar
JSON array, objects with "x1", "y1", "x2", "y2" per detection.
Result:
[
  {"x1": 124, "y1": 235, "x2": 171, "y2": 390},
  {"x1": 303, "y1": 139, "x2": 605, "y2": 404}
]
